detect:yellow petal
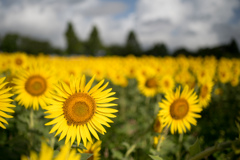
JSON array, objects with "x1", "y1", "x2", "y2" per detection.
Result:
[{"x1": 84, "y1": 75, "x2": 95, "y2": 93}]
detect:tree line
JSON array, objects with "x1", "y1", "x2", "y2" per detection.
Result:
[{"x1": 0, "y1": 22, "x2": 239, "y2": 58}]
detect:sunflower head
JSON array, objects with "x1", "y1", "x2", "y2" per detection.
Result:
[
  {"x1": 159, "y1": 75, "x2": 175, "y2": 94},
  {"x1": 158, "y1": 86, "x2": 202, "y2": 134},
  {"x1": 199, "y1": 80, "x2": 214, "y2": 108},
  {"x1": 12, "y1": 64, "x2": 56, "y2": 110},
  {"x1": 45, "y1": 75, "x2": 118, "y2": 147},
  {"x1": 0, "y1": 77, "x2": 15, "y2": 129},
  {"x1": 78, "y1": 140, "x2": 102, "y2": 160},
  {"x1": 137, "y1": 73, "x2": 161, "y2": 97},
  {"x1": 153, "y1": 116, "x2": 163, "y2": 133}
]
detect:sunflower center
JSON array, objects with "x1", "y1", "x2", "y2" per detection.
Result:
[
  {"x1": 201, "y1": 72, "x2": 205, "y2": 77},
  {"x1": 200, "y1": 85, "x2": 208, "y2": 98},
  {"x1": 63, "y1": 93, "x2": 96, "y2": 126},
  {"x1": 72, "y1": 102, "x2": 89, "y2": 117},
  {"x1": 164, "y1": 80, "x2": 169, "y2": 88},
  {"x1": 221, "y1": 72, "x2": 226, "y2": 77},
  {"x1": 15, "y1": 58, "x2": 23, "y2": 66},
  {"x1": 153, "y1": 118, "x2": 162, "y2": 133},
  {"x1": 170, "y1": 99, "x2": 189, "y2": 119},
  {"x1": 25, "y1": 75, "x2": 47, "y2": 96},
  {"x1": 145, "y1": 78, "x2": 158, "y2": 88}
]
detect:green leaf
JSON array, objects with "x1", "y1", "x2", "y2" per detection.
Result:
[
  {"x1": 112, "y1": 149, "x2": 124, "y2": 159},
  {"x1": 81, "y1": 153, "x2": 93, "y2": 160},
  {"x1": 72, "y1": 143, "x2": 87, "y2": 150},
  {"x1": 149, "y1": 155, "x2": 163, "y2": 160},
  {"x1": 189, "y1": 138, "x2": 201, "y2": 157}
]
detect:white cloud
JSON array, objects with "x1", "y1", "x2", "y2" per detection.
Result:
[
  {"x1": 0, "y1": 0, "x2": 239, "y2": 51},
  {"x1": 133, "y1": 0, "x2": 240, "y2": 50}
]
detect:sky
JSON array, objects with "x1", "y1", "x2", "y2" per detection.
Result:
[{"x1": 0, "y1": 0, "x2": 240, "y2": 51}]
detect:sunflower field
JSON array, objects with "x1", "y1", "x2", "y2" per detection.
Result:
[{"x1": 0, "y1": 52, "x2": 240, "y2": 160}]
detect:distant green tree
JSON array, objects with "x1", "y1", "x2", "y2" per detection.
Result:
[
  {"x1": 0, "y1": 34, "x2": 19, "y2": 52},
  {"x1": 18, "y1": 37, "x2": 54, "y2": 55},
  {"x1": 0, "y1": 33, "x2": 62, "y2": 55},
  {"x1": 173, "y1": 48, "x2": 192, "y2": 57},
  {"x1": 124, "y1": 30, "x2": 142, "y2": 56},
  {"x1": 196, "y1": 38, "x2": 240, "y2": 58},
  {"x1": 145, "y1": 43, "x2": 168, "y2": 56},
  {"x1": 86, "y1": 25, "x2": 104, "y2": 56},
  {"x1": 107, "y1": 45, "x2": 125, "y2": 56},
  {"x1": 227, "y1": 38, "x2": 239, "y2": 56},
  {"x1": 65, "y1": 22, "x2": 83, "y2": 55}
]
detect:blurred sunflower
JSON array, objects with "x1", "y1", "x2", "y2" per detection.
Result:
[
  {"x1": 13, "y1": 64, "x2": 56, "y2": 110},
  {"x1": 21, "y1": 142, "x2": 81, "y2": 160},
  {"x1": 158, "y1": 86, "x2": 202, "y2": 134},
  {"x1": 109, "y1": 70, "x2": 128, "y2": 88},
  {"x1": 153, "y1": 116, "x2": 163, "y2": 133},
  {"x1": 138, "y1": 75, "x2": 161, "y2": 97},
  {"x1": 153, "y1": 135, "x2": 165, "y2": 148},
  {"x1": 159, "y1": 75, "x2": 175, "y2": 94},
  {"x1": 45, "y1": 75, "x2": 118, "y2": 146},
  {"x1": 137, "y1": 69, "x2": 161, "y2": 97},
  {"x1": 78, "y1": 140, "x2": 102, "y2": 160},
  {"x1": 218, "y1": 65, "x2": 232, "y2": 84},
  {"x1": 199, "y1": 80, "x2": 214, "y2": 108},
  {"x1": 10, "y1": 52, "x2": 29, "y2": 73},
  {"x1": 0, "y1": 77, "x2": 15, "y2": 129},
  {"x1": 0, "y1": 54, "x2": 11, "y2": 73},
  {"x1": 231, "y1": 76, "x2": 239, "y2": 87}
]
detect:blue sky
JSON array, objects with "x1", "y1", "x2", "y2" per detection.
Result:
[{"x1": 0, "y1": 0, "x2": 239, "y2": 51}]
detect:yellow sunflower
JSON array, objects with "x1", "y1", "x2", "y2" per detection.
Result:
[
  {"x1": 158, "y1": 86, "x2": 202, "y2": 134},
  {"x1": 153, "y1": 116, "x2": 163, "y2": 133},
  {"x1": 21, "y1": 142, "x2": 81, "y2": 160},
  {"x1": 159, "y1": 75, "x2": 175, "y2": 94},
  {"x1": 109, "y1": 71, "x2": 128, "y2": 88},
  {"x1": 0, "y1": 77, "x2": 15, "y2": 129},
  {"x1": 12, "y1": 64, "x2": 56, "y2": 110},
  {"x1": 153, "y1": 135, "x2": 165, "y2": 148},
  {"x1": 231, "y1": 76, "x2": 239, "y2": 87},
  {"x1": 137, "y1": 69, "x2": 161, "y2": 97},
  {"x1": 45, "y1": 75, "x2": 118, "y2": 146},
  {"x1": 199, "y1": 80, "x2": 214, "y2": 108},
  {"x1": 78, "y1": 140, "x2": 102, "y2": 160},
  {"x1": 10, "y1": 52, "x2": 29, "y2": 74}
]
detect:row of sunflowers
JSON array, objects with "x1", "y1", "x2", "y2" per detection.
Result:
[{"x1": 0, "y1": 52, "x2": 240, "y2": 159}]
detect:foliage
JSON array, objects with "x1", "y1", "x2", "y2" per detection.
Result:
[
  {"x1": 0, "y1": 53, "x2": 240, "y2": 159},
  {"x1": 65, "y1": 22, "x2": 84, "y2": 55}
]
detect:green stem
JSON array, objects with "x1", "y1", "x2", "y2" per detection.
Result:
[
  {"x1": 190, "y1": 139, "x2": 240, "y2": 160},
  {"x1": 156, "y1": 127, "x2": 169, "y2": 152},
  {"x1": 50, "y1": 136, "x2": 55, "y2": 149},
  {"x1": 176, "y1": 133, "x2": 184, "y2": 160},
  {"x1": 29, "y1": 108, "x2": 34, "y2": 129},
  {"x1": 146, "y1": 96, "x2": 151, "y2": 106}
]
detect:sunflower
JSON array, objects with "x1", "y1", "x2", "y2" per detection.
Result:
[
  {"x1": 45, "y1": 75, "x2": 118, "y2": 146},
  {"x1": 158, "y1": 86, "x2": 202, "y2": 134},
  {"x1": 159, "y1": 75, "x2": 175, "y2": 94},
  {"x1": 12, "y1": 64, "x2": 56, "y2": 110},
  {"x1": 21, "y1": 142, "x2": 81, "y2": 160},
  {"x1": 137, "y1": 69, "x2": 161, "y2": 97},
  {"x1": 218, "y1": 65, "x2": 232, "y2": 84},
  {"x1": 199, "y1": 80, "x2": 214, "y2": 108},
  {"x1": 10, "y1": 52, "x2": 29, "y2": 74},
  {"x1": 153, "y1": 116, "x2": 163, "y2": 133},
  {"x1": 78, "y1": 140, "x2": 101, "y2": 160},
  {"x1": 231, "y1": 76, "x2": 239, "y2": 87},
  {"x1": 109, "y1": 71, "x2": 128, "y2": 88},
  {"x1": 153, "y1": 135, "x2": 165, "y2": 148},
  {"x1": 0, "y1": 77, "x2": 15, "y2": 129}
]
